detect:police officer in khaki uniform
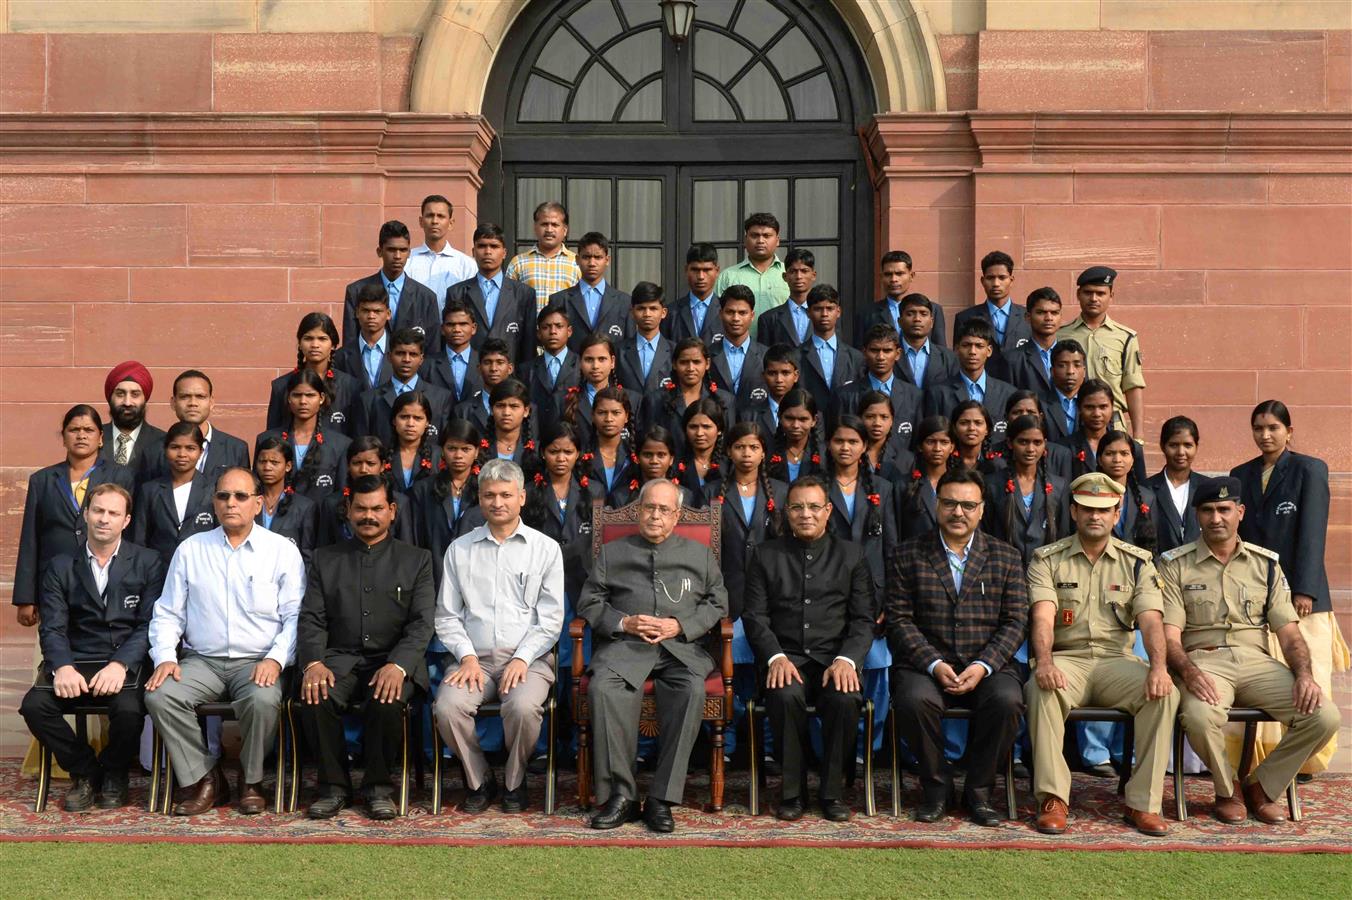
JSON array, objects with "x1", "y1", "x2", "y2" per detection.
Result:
[
  {"x1": 1025, "y1": 473, "x2": 1177, "y2": 837},
  {"x1": 1160, "y1": 476, "x2": 1340, "y2": 825},
  {"x1": 1057, "y1": 267, "x2": 1145, "y2": 441}
]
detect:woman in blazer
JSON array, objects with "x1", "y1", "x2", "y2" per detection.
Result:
[
  {"x1": 1144, "y1": 415, "x2": 1205, "y2": 553},
  {"x1": 14, "y1": 405, "x2": 136, "y2": 622},
  {"x1": 132, "y1": 423, "x2": 217, "y2": 567},
  {"x1": 256, "y1": 368, "x2": 351, "y2": 504},
  {"x1": 253, "y1": 436, "x2": 318, "y2": 567},
  {"x1": 896, "y1": 416, "x2": 952, "y2": 542},
  {"x1": 982, "y1": 415, "x2": 1068, "y2": 567},
  {"x1": 266, "y1": 312, "x2": 362, "y2": 434},
  {"x1": 1231, "y1": 399, "x2": 1347, "y2": 779}
]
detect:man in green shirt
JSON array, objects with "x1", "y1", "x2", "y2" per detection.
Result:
[{"x1": 714, "y1": 213, "x2": 789, "y2": 338}]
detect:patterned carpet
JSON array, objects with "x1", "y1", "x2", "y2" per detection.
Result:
[{"x1": 1, "y1": 761, "x2": 1348, "y2": 852}]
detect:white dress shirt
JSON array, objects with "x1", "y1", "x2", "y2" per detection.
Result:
[
  {"x1": 149, "y1": 524, "x2": 305, "y2": 667},
  {"x1": 86, "y1": 540, "x2": 121, "y2": 595},
  {"x1": 435, "y1": 520, "x2": 565, "y2": 666},
  {"x1": 172, "y1": 480, "x2": 193, "y2": 525},
  {"x1": 406, "y1": 242, "x2": 477, "y2": 312}
]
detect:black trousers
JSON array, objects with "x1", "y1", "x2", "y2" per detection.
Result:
[
  {"x1": 891, "y1": 666, "x2": 1023, "y2": 805},
  {"x1": 763, "y1": 659, "x2": 861, "y2": 802},
  {"x1": 20, "y1": 684, "x2": 145, "y2": 779},
  {"x1": 297, "y1": 665, "x2": 414, "y2": 794}
]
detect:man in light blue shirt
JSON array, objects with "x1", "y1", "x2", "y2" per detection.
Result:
[
  {"x1": 144, "y1": 467, "x2": 305, "y2": 815},
  {"x1": 405, "y1": 195, "x2": 477, "y2": 311}
]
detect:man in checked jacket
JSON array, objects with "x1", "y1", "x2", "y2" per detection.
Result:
[{"x1": 886, "y1": 468, "x2": 1028, "y2": 827}]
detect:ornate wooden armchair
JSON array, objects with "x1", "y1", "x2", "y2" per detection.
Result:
[{"x1": 569, "y1": 498, "x2": 734, "y2": 811}]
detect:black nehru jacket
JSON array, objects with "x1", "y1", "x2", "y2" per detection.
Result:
[
  {"x1": 742, "y1": 533, "x2": 875, "y2": 671},
  {"x1": 38, "y1": 541, "x2": 165, "y2": 674},
  {"x1": 297, "y1": 536, "x2": 436, "y2": 691}
]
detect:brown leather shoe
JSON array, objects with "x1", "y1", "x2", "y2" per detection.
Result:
[
  {"x1": 1242, "y1": 779, "x2": 1286, "y2": 825},
  {"x1": 1213, "y1": 781, "x2": 1246, "y2": 824},
  {"x1": 239, "y1": 782, "x2": 268, "y2": 815},
  {"x1": 1124, "y1": 807, "x2": 1169, "y2": 836},
  {"x1": 1034, "y1": 796, "x2": 1068, "y2": 834},
  {"x1": 173, "y1": 764, "x2": 230, "y2": 816}
]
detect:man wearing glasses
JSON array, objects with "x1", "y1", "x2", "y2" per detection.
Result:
[
  {"x1": 741, "y1": 475, "x2": 875, "y2": 822},
  {"x1": 577, "y1": 479, "x2": 727, "y2": 834},
  {"x1": 145, "y1": 467, "x2": 305, "y2": 815},
  {"x1": 886, "y1": 468, "x2": 1027, "y2": 827}
]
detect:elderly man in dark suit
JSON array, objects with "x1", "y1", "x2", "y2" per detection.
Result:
[
  {"x1": 886, "y1": 468, "x2": 1027, "y2": 827},
  {"x1": 577, "y1": 479, "x2": 727, "y2": 833},
  {"x1": 742, "y1": 475, "x2": 875, "y2": 822},
  {"x1": 297, "y1": 475, "x2": 435, "y2": 820},
  {"x1": 20, "y1": 482, "x2": 164, "y2": 811}
]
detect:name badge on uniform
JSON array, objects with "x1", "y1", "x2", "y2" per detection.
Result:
[
  {"x1": 1055, "y1": 582, "x2": 1078, "y2": 589},
  {"x1": 1060, "y1": 609, "x2": 1073, "y2": 625},
  {"x1": 1183, "y1": 584, "x2": 1207, "y2": 592},
  {"x1": 123, "y1": 594, "x2": 140, "y2": 610}
]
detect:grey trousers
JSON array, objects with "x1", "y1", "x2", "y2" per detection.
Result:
[
  {"x1": 590, "y1": 653, "x2": 705, "y2": 806},
  {"x1": 144, "y1": 654, "x2": 283, "y2": 787}
]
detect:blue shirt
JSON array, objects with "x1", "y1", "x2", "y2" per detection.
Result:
[
  {"x1": 544, "y1": 347, "x2": 568, "y2": 386},
  {"x1": 768, "y1": 396, "x2": 781, "y2": 427},
  {"x1": 585, "y1": 382, "x2": 598, "y2": 406},
  {"x1": 689, "y1": 292, "x2": 714, "y2": 334},
  {"x1": 1037, "y1": 341, "x2": 1056, "y2": 381},
  {"x1": 292, "y1": 442, "x2": 310, "y2": 471},
  {"x1": 478, "y1": 272, "x2": 503, "y2": 325},
  {"x1": 722, "y1": 337, "x2": 748, "y2": 392},
  {"x1": 583, "y1": 279, "x2": 607, "y2": 328},
  {"x1": 788, "y1": 298, "x2": 810, "y2": 343},
  {"x1": 839, "y1": 489, "x2": 856, "y2": 521},
  {"x1": 1057, "y1": 390, "x2": 1078, "y2": 434},
  {"x1": 381, "y1": 271, "x2": 406, "y2": 321},
  {"x1": 636, "y1": 334, "x2": 660, "y2": 382},
  {"x1": 361, "y1": 331, "x2": 388, "y2": 389},
  {"x1": 960, "y1": 370, "x2": 987, "y2": 403},
  {"x1": 787, "y1": 460, "x2": 801, "y2": 482},
  {"x1": 886, "y1": 297, "x2": 903, "y2": 333},
  {"x1": 812, "y1": 333, "x2": 838, "y2": 385},
  {"x1": 603, "y1": 465, "x2": 616, "y2": 489},
  {"x1": 392, "y1": 373, "x2": 420, "y2": 395},
  {"x1": 868, "y1": 373, "x2": 895, "y2": 395},
  {"x1": 447, "y1": 346, "x2": 471, "y2": 395},
  {"x1": 739, "y1": 492, "x2": 755, "y2": 525},
  {"x1": 986, "y1": 300, "x2": 1010, "y2": 345},
  {"x1": 904, "y1": 340, "x2": 930, "y2": 388}
]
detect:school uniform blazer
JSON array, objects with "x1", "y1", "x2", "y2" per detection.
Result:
[
  {"x1": 298, "y1": 537, "x2": 436, "y2": 690},
  {"x1": 257, "y1": 491, "x2": 318, "y2": 569},
  {"x1": 1144, "y1": 470, "x2": 1204, "y2": 554},
  {"x1": 13, "y1": 461, "x2": 136, "y2": 607},
  {"x1": 447, "y1": 274, "x2": 538, "y2": 367},
  {"x1": 855, "y1": 297, "x2": 948, "y2": 348},
  {"x1": 37, "y1": 540, "x2": 164, "y2": 674},
  {"x1": 1005, "y1": 341, "x2": 1059, "y2": 408},
  {"x1": 341, "y1": 273, "x2": 440, "y2": 355},
  {"x1": 331, "y1": 341, "x2": 394, "y2": 396},
  {"x1": 895, "y1": 476, "x2": 940, "y2": 543},
  {"x1": 1112, "y1": 479, "x2": 1162, "y2": 554},
  {"x1": 254, "y1": 427, "x2": 351, "y2": 503},
  {"x1": 661, "y1": 296, "x2": 723, "y2": 346},
  {"x1": 584, "y1": 440, "x2": 637, "y2": 502},
  {"x1": 135, "y1": 427, "x2": 251, "y2": 485},
  {"x1": 617, "y1": 334, "x2": 675, "y2": 396},
  {"x1": 755, "y1": 301, "x2": 806, "y2": 351},
  {"x1": 558, "y1": 386, "x2": 642, "y2": 451},
  {"x1": 896, "y1": 343, "x2": 961, "y2": 391},
  {"x1": 839, "y1": 380, "x2": 923, "y2": 441},
  {"x1": 736, "y1": 399, "x2": 780, "y2": 444},
  {"x1": 710, "y1": 339, "x2": 768, "y2": 414},
  {"x1": 874, "y1": 441, "x2": 917, "y2": 487},
  {"x1": 132, "y1": 473, "x2": 219, "y2": 567},
  {"x1": 952, "y1": 302, "x2": 1033, "y2": 379},
  {"x1": 409, "y1": 478, "x2": 485, "y2": 589},
  {"x1": 550, "y1": 283, "x2": 633, "y2": 354},
  {"x1": 425, "y1": 348, "x2": 484, "y2": 406},
  {"x1": 797, "y1": 336, "x2": 864, "y2": 415},
  {"x1": 638, "y1": 388, "x2": 733, "y2": 458},
  {"x1": 719, "y1": 479, "x2": 789, "y2": 621},
  {"x1": 922, "y1": 374, "x2": 1018, "y2": 435},
  {"x1": 982, "y1": 470, "x2": 1070, "y2": 567},
  {"x1": 98, "y1": 423, "x2": 167, "y2": 485},
  {"x1": 1057, "y1": 431, "x2": 1148, "y2": 483},
  {"x1": 674, "y1": 455, "x2": 727, "y2": 510},
  {"x1": 531, "y1": 479, "x2": 601, "y2": 600},
  {"x1": 826, "y1": 478, "x2": 898, "y2": 603},
  {"x1": 351, "y1": 380, "x2": 454, "y2": 447},
  {"x1": 1231, "y1": 450, "x2": 1332, "y2": 613},
  {"x1": 315, "y1": 488, "x2": 416, "y2": 549},
  {"x1": 884, "y1": 529, "x2": 1028, "y2": 675},
  {"x1": 988, "y1": 436, "x2": 1073, "y2": 483},
  {"x1": 521, "y1": 351, "x2": 581, "y2": 431}
]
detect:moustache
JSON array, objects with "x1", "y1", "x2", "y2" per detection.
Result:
[{"x1": 356, "y1": 519, "x2": 379, "y2": 528}]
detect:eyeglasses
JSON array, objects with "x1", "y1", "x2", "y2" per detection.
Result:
[
  {"x1": 214, "y1": 491, "x2": 257, "y2": 503},
  {"x1": 938, "y1": 498, "x2": 982, "y2": 513},
  {"x1": 786, "y1": 503, "x2": 829, "y2": 514},
  {"x1": 638, "y1": 503, "x2": 677, "y2": 518}
]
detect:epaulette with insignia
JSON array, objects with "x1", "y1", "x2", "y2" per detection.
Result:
[
  {"x1": 1243, "y1": 542, "x2": 1280, "y2": 561},
  {"x1": 1111, "y1": 536, "x2": 1153, "y2": 560},
  {"x1": 1160, "y1": 542, "x2": 1198, "y2": 562},
  {"x1": 1034, "y1": 537, "x2": 1073, "y2": 558}
]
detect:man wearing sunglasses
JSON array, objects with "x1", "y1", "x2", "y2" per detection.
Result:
[
  {"x1": 145, "y1": 467, "x2": 305, "y2": 816},
  {"x1": 886, "y1": 468, "x2": 1027, "y2": 827}
]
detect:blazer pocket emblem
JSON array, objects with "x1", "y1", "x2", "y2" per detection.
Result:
[
  {"x1": 1275, "y1": 501, "x2": 1297, "y2": 515},
  {"x1": 194, "y1": 512, "x2": 215, "y2": 527},
  {"x1": 123, "y1": 594, "x2": 140, "y2": 610}
]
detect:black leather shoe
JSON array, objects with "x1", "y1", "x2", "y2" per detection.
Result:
[
  {"x1": 1085, "y1": 762, "x2": 1118, "y2": 778},
  {"x1": 642, "y1": 797, "x2": 676, "y2": 833},
  {"x1": 64, "y1": 775, "x2": 99, "y2": 812},
  {"x1": 970, "y1": 802, "x2": 1003, "y2": 827},
  {"x1": 501, "y1": 784, "x2": 529, "y2": 813},
  {"x1": 775, "y1": 796, "x2": 805, "y2": 822},
  {"x1": 1296, "y1": 773, "x2": 1314, "y2": 784},
  {"x1": 590, "y1": 795, "x2": 640, "y2": 830},
  {"x1": 367, "y1": 793, "x2": 398, "y2": 821},
  {"x1": 461, "y1": 773, "x2": 499, "y2": 814},
  {"x1": 913, "y1": 800, "x2": 946, "y2": 823},
  {"x1": 96, "y1": 770, "x2": 128, "y2": 809},
  {"x1": 306, "y1": 791, "x2": 350, "y2": 820},
  {"x1": 821, "y1": 798, "x2": 851, "y2": 822}
]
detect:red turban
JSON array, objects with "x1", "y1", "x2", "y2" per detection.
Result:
[{"x1": 104, "y1": 361, "x2": 153, "y2": 400}]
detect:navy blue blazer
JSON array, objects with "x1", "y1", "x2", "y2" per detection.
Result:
[
  {"x1": 137, "y1": 427, "x2": 250, "y2": 485},
  {"x1": 521, "y1": 350, "x2": 581, "y2": 432},
  {"x1": 331, "y1": 340, "x2": 394, "y2": 396},
  {"x1": 719, "y1": 478, "x2": 788, "y2": 621},
  {"x1": 755, "y1": 300, "x2": 808, "y2": 351},
  {"x1": 1005, "y1": 340, "x2": 1060, "y2": 409},
  {"x1": 982, "y1": 470, "x2": 1070, "y2": 567},
  {"x1": 663, "y1": 295, "x2": 723, "y2": 346},
  {"x1": 616, "y1": 333, "x2": 674, "y2": 396},
  {"x1": 922, "y1": 373, "x2": 1018, "y2": 435},
  {"x1": 446, "y1": 273, "x2": 538, "y2": 367},
  {"x1": 826, "y1": 477, "x2": 898, "y2": 604},
  {"x1": 952, "y1": 301, "x2": 1034, "y2": 380},
  {"x1": 257, "y1": 490, "x2": 318, "y2": 569},
  {"x1": 425, "y1": 347, "x2": 484, "y2": 406},
  {"x1": 896, "y1": 341, "x2": 961, "y2": 392},
  {"x1": 1231, "y1": 450, "x2": 1332, "y2": 613},
  {"x1": 37, "y1": 539, "x2": 164, "y2": 674},
  {"x1": 14, "y1": 460, "x2": 135, "y2": 607},
  {"x1": 550, "y1": 282, "x2": 632, "y2": 354},
  {"x1": 710, "y1": 339, "x2": 768, "y2": 415},
  {"x1": 131, "y1": 473, "x2": 219, "y2": 568},
  {"x1": 855, "y1": 297, "x2": 948, "y2": 348},
  {"x1": 98, "y1": 423, "x2": 167, "y2": 487},
  {"x1": 839, "y1": 379, "x2": 923, "y2": 440},
  {"x1": 341, "y1": 273, "x2": 440, "y2": 355},
  {"x1": 254, "y1": 427, "x2": 351, "y2": 503},
  {"x1": 1144, "y1": 470, "x2": 1204, "y2": 554},
  {"x1": 797, "y1": 335, "x2": 864, "y2": 416},
  {"x1": 351, "y1": 379, "x2": 454, "y2": 447},
  {"x1": 409, "y1": 478, "x2": 485, "y2": 588}
]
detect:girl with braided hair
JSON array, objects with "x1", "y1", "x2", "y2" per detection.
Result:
[
  {"x1": 480, "y1": 379, "x2": 538, "y2": 475},
  {"x1": 767, "y1": 388, "x2": 824, "y2": 484},
  {"x1": 525, "y1": 421, "x2": 599, "y2": 603},
  {"x1": 253, "y1": 436, "x2": 317, "y2": 566},
  {"x1": 606, "y1": 426, "x2": 692, "y2": 508},
  {"x1": 640, "y1": 336, "x2": 732, "y2": 457},
  {"x1": 856, "y1": 390, "x2": 915, "y2": 485},
  {"x1": 255, "y1": 367, "x2": 350, "y2": 503},
  {"x1": 562, "y1": 335, "x2": 641, "y2": 449},
  {"x1": 981, "y1": 415, "x2": 1067, "y2": 567},
  {"x1": 573, "y1": 386, "x2": 636, "y2": 503},
  {"x1": 390, "y1": 391, "x2": 440, "y2": 491},
  {"x1": 898, "y1": 415, "x2": 953, "y2": 541},
  {"x1": 409, "y1": 420, "x2": 485, "y2": 583},
  {"x1": 315, "y1": 435, "x2": 416, "y2": 548},
  {"x1": 266, "y1": 311, "x2": 362, "y2": 434},
  {"x1": 994, "y1": 390, "x2": 1073, "y2": 480},
  {"x1": 948, "y1": 400, "x2": 1003, "y2": 475},
  {"x1": 1096, "y1": 429, "x2": 1158, "y2": 554},
  {"x1": 1062, "y1": 379, "x2": 1144, "y2": 482},
  {"x1": 675, "y1": 397, "x2": 727, "y2": 507}
]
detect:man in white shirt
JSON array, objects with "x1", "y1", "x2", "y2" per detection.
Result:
[
  {"x1": 433, "y1": 459, "x2": 565, "y2": 814},
  {"x1": 144, "y1": 467, "x2": 305, "y2": 816},
  {"x1": 404, "y1": 194, "x2": 476, "y2": 312}
]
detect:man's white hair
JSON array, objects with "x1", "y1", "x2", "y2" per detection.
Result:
[{"x1": 478, "y1": 458, "x2": 524, "y2": 489}]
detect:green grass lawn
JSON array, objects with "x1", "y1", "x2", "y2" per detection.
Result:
[{"x1": 3, "y1": 844, "x2": 1349, "y2": 898}]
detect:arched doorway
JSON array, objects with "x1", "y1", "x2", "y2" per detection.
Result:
[{"x1": 479, "y1": 0, "x2": 877, "y2": 303}]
